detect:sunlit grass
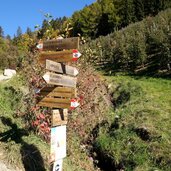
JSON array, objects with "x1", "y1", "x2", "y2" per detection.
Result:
[{"x1": 94, "y1": 74, "x2": 171, "y2": 170}]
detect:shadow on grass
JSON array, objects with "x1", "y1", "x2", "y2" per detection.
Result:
[
  {"x1": 88, "y1": 120, "x2": 126, "y2": 171},
  {"x1": 96, "y1": 61, "x2": 171, "y2": 79},
  {"x1": 0, "y1": 116, "x2": 46, "y2": 171}
]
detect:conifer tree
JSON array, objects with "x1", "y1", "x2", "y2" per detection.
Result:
[
  {"x1": 133, "y1": 0, "x2": 144, "y2": 21},
  {"x1": 26, "y1": 27, "x2": 32, "y2": 37},
  {"x1": 0, "y1": 26, "x2": 4, "y2": 38},
  {"x1": 16, "y1": 26, "x2": 22, "y2": 37}
]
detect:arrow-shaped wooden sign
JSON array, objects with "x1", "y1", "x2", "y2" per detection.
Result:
[
  {"x1": 39, "y1": 49, "x2": 82, "y2": 64},
  {"x1": 46, "y1": 60, "x2": 79, "y2": 76},
  {"x1": 37, "y1": 37, "x2": 79, "y2": 51},
  {"x1": 43, "y1": 72, "x2": 77, "y2": 88}
]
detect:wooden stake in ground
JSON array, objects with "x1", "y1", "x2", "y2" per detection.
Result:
[{"x1": 52, "y1": 109, "x2": 68, "y2": 127}]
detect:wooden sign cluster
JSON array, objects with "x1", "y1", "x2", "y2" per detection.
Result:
[{"x1": 36, "y1": 37, "x2": 81, "y2": 171}]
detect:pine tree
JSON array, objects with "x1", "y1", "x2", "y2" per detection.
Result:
[
  {"x1": 26, "y1": 27, "x2": 32, "y2": 37},
  {"x1": 97, "y1": 0, "x2": 120, "y2": 36},
  {"x1": 118, "y1": 0, "x2": 134, "y2": 27},
  {"x1": 0, "y1": 26, "x2": 4, "y2": 38},
  {"x1": 6, "y1": 35, "x2": 11, "y2": 40},
  {"x1": 133, "y1": 0, "x2": 144, "y2": 21},
  {"x1": 16, "y1": 26, "x2": 22, "y2": 37}
]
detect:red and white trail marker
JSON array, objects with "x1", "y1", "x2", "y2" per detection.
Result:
[
  {"x1": 36, "y1": 43, "x2": 43, "y2": 50},
  {"x1": 72, "y1": 49, "x2": 82, "y2": 61},
  {"x1": 70, "y1": 98, "x2": 80, "y2": 109}
]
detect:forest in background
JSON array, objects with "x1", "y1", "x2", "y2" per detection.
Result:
[
  {"x1": 1, "y1": 0, "x2": 170, "y2": 76},
  {"x1": 0, "y1": 1, "x2": 171, "y2": 170}
]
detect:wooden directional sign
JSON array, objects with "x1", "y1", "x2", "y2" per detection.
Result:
[
  {"x1": 38, "y1": 97, "x2": 71, "y2": 109},
  {"x1": 37, "y1": 86, "x2": 76, "y2": 109},
  {"x1": 43, "y1": 72, "x2": 77, "y2": 88},
  {"x1": 46, "y1": 60, "x2": 79, "y2": 76},
  {"x1": 37, "y1": 37, "x2": 79, "y2": 51},
  {"x1": 38, "y1": 86, "x2": 76, "y2": 98},
  {"x1": 39, "y1": 49, "x2": 82, "y2": 64}
]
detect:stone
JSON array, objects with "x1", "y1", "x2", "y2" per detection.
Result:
[{"x1": 3, "y1": 69, "x2": 16, "y2": 78}]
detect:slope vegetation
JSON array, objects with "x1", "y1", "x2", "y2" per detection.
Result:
[{"x1": 82, "y1": 8, "x2": 171, "y2": 76}]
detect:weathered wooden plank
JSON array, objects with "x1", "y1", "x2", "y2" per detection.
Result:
[
  {"x1": 38, "y1": 97, "x2": 70, "y2": 104},
  {"x1": 41, "y1": 86, "x2": 74, "y2": 93},
  {"x1": 39, "y1": 49, "x2": 81, "y2": 63},
  {"x1": 38, "y1": 37, "x2": 79, "y2": 51},
  {"x1": 37, "y1": 102, "x2": 70, "y2": 109},
  {"x1": 39, "y1": 91, "x2": 73, "y2": 98},
  {"x1": 46, "y1": 59, "x2": 79, "y2": 76},
  {"x1": 52, "y1": 109, "x2": 68, "y2": 126},
  {"x1": 43, "y1": 72, "x2": 77, "y2": 88}
]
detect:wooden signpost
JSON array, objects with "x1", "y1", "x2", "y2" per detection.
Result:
[
  {"x1": 36, "y1": 37, "x2": 81, "y2": 171},
  {"x1": 37, "y1": 37, "x2": 79, "y2": 51},
  {"x1": 43, "y1": 72, "x2": 77, "y2": 87},
  {"x1": 46, "y1": 60, "x2": 79, "y2": 76},
  {"x1": 38, "y1": 86, "x2": 76, "y2": 98},
  {"x1": 39, "y1": 49, "x2": 82, "y2": 64}
]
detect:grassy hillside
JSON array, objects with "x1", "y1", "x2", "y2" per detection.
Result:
[
  {"x1": 0, "y1": 75, "x2": 49, "y2": 171},
  {"x1": 81, "y1": 8, "x2": 171, "y2": 76},
  {"x1": 0, "y1": 8, "x2": 171, "y2": 171},
  {"x1": 92, "y1": 73, "x2": 171, "y2": 170}
]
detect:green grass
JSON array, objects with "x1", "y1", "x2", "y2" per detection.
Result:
[
  {"x1": 1, "y1": 71, "x2": 170, "y2": 171},
  {"x1": 64, "y1": 128, "x2": 95, "y2": 171},
  {"x1": 0, "y1": 75, "x2": 49, "y2": 170},
  {"x1": 94, "y1": 73, "x2": 171, "y2": 171}
]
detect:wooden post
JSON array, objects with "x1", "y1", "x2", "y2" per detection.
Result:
[{"x1": 52, "y1": 109, "x2": 68, "y2": 127}]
